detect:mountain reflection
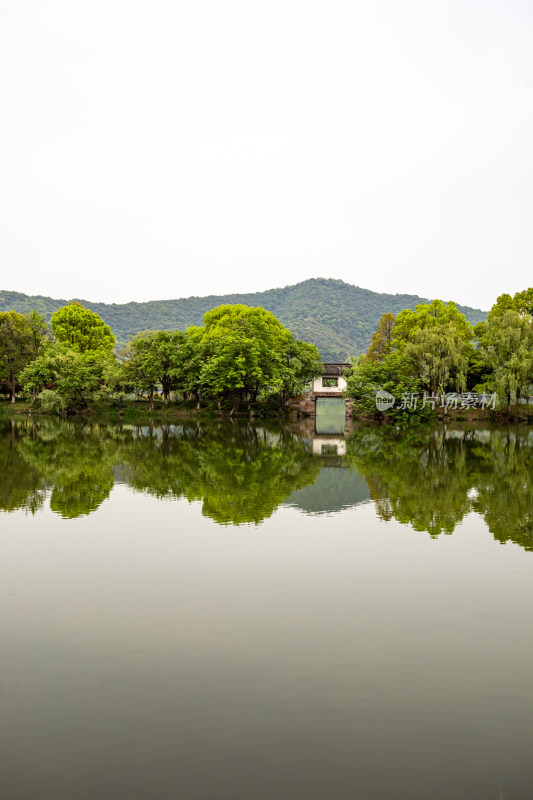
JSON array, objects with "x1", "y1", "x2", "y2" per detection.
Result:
[{"x1": 1, "y1": 419, "x2": 533, "y2": 550}]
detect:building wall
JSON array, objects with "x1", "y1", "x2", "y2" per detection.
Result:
[{"x1": 312, "y1": 375, "x2": 348, "y2": 394}]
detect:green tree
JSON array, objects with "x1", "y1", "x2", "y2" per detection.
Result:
[
  {"x1": 278, "y1": 338, "x2": 322, "y2": 406},
  {"x1": 199, "y1": 305, "x2": 309, "y2": 414},
  {"x1": 20, "y1": 346, "x2": 110, "y2": 413},
  {"x1": 404, "y1": 325, "x2": 472, "y2": 395},
  {"x1": 393, "y1": 299, "x2": 473, "y2": 346},
  {"x1": 173, "y1": 327, "x2": 205, "y2": 407},
  {"x1": 124, "y1": 330, "x2": 186, "y2": 407},
  {"x1": 514, "y1": 288, "x2": 533, "y2": 317},
  {"x1": 0, "y1": 310, "x2": 49, "y2": 402},
  {"x1": 347, "y1": 351, "x2": 430, "y2": 421},
  {"x1": 50, "y1": 302, "x2": 115, "y2": 354},
  {"x1": 486, "y1": 293, "x2": 516, "y2": 323},
  {"x1": 477, "y1": 309, "x2": 533, "y2": 412},
  {"x1": 366, "y1": 312, "x2": 395, "y2": 361},
  {"x1": 392, "y1": 300, "x2": 473, "y2": 395},
  {"x1": 101, "y1": 357, "x2": 133, "y2": 414}
]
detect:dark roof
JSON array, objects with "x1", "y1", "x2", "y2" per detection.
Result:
[{"x1": 321, "y1": 363, "x2": 351, "y2": 376}]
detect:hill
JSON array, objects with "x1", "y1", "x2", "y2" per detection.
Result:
[{"x1": 0, "y1": 278, "x2": 487, "y2": 361}]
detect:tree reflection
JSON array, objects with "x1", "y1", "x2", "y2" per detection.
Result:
[
  {"x1": 121, "y1": 423, "x2": 322, "y2": 524},
  {"x1": 347, "y1": 426, "x2": 533, "y2": 550},
  {"x1": 0, "y1": 420, "x2": 47, "y2": 514},
  {"x1": 0, "y1": 420, "x2": 322, "y2": 524},
  {"x1": 2, "y1": 418, "x2": 533, "y2": 546},
  {"x1": 14, "y1": 421, "x2": 119, "y2": 518}
]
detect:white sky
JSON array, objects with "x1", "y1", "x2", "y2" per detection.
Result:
[{"x1": 1, "y1": 0, "x2": 532, "y2": 309}]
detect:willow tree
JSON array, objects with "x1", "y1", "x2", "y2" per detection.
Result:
[
  {"x1": 477, "y1": 309, "x2": 533, "y2": 412},
  {"x1": 393, "y1": 300, "x2": 474, "y2": 395},
  {"x1": 403, "y1": 325, "x2": 472, "y2": 395}
]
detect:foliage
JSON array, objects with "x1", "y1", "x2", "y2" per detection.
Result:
[
  {"x1": 101, "y1": 358, "x2": 133, "y2": 411},
  {"x1": 0, "y1": 279, "x2": 487, "y2": 361},
  {"x1": 349, "y1": 299, "x2": 477, "y2": 419},
  {"x1": 393, "y1": 299, "x2": 474, "y2": 347},
  {"x1": 123, "y1": 329, "x2": 186, "y2": 407},
  {"x1": 0, "y1": 310, "x2": 49, "y2": 402},
  {"x1": 20, "y1": 345, "x2": 110, "y2": 413},
  {"x1": 50, "y1": 302, "x2": 115, "y2": 354},
  {"x1": 38, "y1": 389, "x2": 67, "y2": 414},
  {"x1": 279, "y1": 337, "x2": 323, "y2": 403},
  {"x1": 476, "y1": 309, "x2": 533, "y2": 411},
  {"x1": 487, "y1": 289, "x2": 533, "y2": 322},
  {"x1": 347, "y1": 351, "x2": 431, "y2": 421},
  {"x1": 198, "y1": 304, "x2": 321, "y2": 413},
  {"x1": 403, "y1": 325, "x2": 472, "y2": 395},
  {"x1": 366, "y1": 312, "x2": 395, "y2": 360}
]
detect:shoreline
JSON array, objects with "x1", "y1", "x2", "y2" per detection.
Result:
[{"x1": 1, "y1": 398, "x2": 532, "y2": 427}]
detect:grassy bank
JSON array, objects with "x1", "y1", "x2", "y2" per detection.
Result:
[{"x1": 0, "y1": 397, "x2": 292, "y2": 422}]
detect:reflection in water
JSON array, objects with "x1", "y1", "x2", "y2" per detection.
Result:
[
  {"x1": 1, "y1": 419, "x2": 533, "y2": 550},
  {"x1": 285, "y1": 467, "x2": 369, "y2": 514},
  {"x1": 315, "y1": 397, "x2": 346, "y2": 434},
  {"x1": 346, "y1": 426, "x2": 533, "y2": 551}
]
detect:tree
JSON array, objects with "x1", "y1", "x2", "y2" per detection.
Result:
[
  {"x1": 101, "y1": 358, "x2": 133, "y2": 414},
  {"x1": 199, "y1": 305, "x2": 304, "y2": 415},
  {"x1": 20, "y1": 346, "x2": 110, "y2": 413},
  {"x1": 514, "y1": 288, "x2": 533, "y2": 317},
  {"x1": 278, "y1": 338, "x2": 322, "y2": 406},
  {"x1": 477, "y1": 309, "x2": 533, "y2": 412},
  {"x1": 486, "y1": 293, "x2": 516, "y2": 323},
  {"x1": 0, "y1": 310, "x2": 49, "y2": 402},
  {"x1": 393, "y1": 299, "x2": 473, "y2": 347},
  {"x1": 367, "y1": 312, "x2": 395, "y2": 361},
  {"x1": 347, "y1": 351, "x2": 430, "y2": 421},
  {"x1": 50, "y1": 302, "x2": 115, "y2": 354},
  {"x1": 172, "y1": 327, "x2": 205, "y2": 408},
  {"x1": 392, "y1": 299, "x2": 473, "y2": 395},
  {"x1": 404, "y1": 325, "x2": 472, "y2": 395},
  {"x1": 124, "y1": 330, "x2": 186, "y2": 407}
]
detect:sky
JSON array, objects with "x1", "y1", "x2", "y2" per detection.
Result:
[{"x1": 1, "y1": 0, "x2": 532, "y2": 310}]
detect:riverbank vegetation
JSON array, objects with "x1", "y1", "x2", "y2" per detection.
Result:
[
  {"x1": 347, "y1": 289, "x2": 533, "y2": 421},
  {"x1": 2, "y1": 287, "x2": 532, "y2": 422},
  {"x1": 1, "y1": 302, "x2": 322, "y2": 416}
]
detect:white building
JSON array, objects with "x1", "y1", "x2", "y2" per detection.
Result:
[{"x1": 312, "y1": 363, "x2": 350, "y2": 396}]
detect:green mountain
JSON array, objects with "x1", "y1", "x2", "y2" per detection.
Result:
[{"x1": 0, "y1": 278, "x2": 487, "y2": 361}]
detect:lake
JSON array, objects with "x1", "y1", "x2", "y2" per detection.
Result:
[{"x1": 1, "y1": 417, "x2": 533, "y2": 799}]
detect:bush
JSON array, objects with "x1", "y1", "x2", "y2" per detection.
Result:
[{"x1": 38, "y1": 390, "x2": 67, "y2": 415}]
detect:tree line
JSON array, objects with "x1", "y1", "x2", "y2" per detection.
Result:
[
  {"x1": 347, "y1": 288, "x2": 533, "y2": 418},
  {"x1": 0, "y1": 301, "x2": 322, "y2": 414}
]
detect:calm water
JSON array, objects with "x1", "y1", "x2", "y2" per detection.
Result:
[{"x1": 1, "y1": 417, "x2": 533, "y2": 799}]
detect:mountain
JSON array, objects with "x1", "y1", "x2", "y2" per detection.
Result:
[{"x1": 0, "y1": 278, "x2": 487, "y2": 361}]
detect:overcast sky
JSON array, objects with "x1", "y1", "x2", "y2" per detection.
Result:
[{"x1": 1, "y1": 0, "x2": 532, "y2": 310}]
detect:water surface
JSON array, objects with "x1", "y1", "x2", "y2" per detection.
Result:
[{"x1": 1, "y1": 419, "x2": 533, "y2": 799}]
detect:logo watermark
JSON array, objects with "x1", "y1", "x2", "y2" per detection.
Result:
[
  {"x1": 375, "y1": 389, "x2": 395, "y2": 411},
  {"x1": 375, "y1": 390, "x2": 498, "y2": 412}
]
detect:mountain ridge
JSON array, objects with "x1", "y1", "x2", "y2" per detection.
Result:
[{"x1": 0, "y1": 278, "x2": 487, "y2": 361}]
